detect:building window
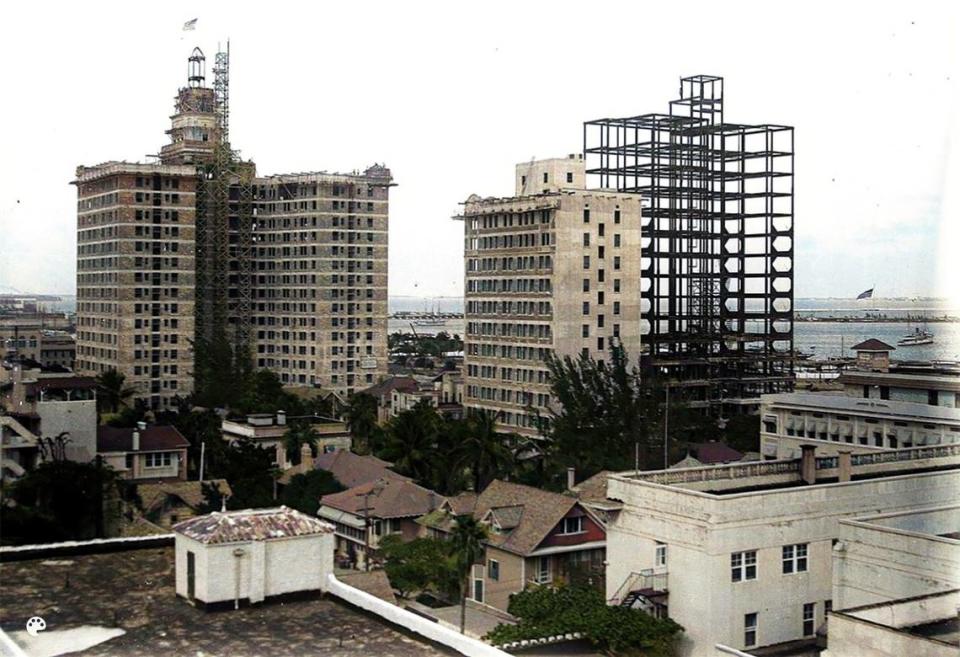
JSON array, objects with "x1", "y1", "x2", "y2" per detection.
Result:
[
  {"x1": 488, "y1": 559, "x2": 500, "y2": 582},
  {"x1": 583, "y1": 255, "x2": 590, "y2": 269},
  {"x1": 536, "y1": 556, "x2": 550, "y2": 583},
  {"x1": 744, "y1": 613, "x2": 758, "y2": 648},
  {"x1": 782, "y1": 543, "x2": 808, "y2": 574},
  {"x1": 802, "y1": 602, "x2": 815, "y2": 637},
  {"x1": 583, "y1": 278, "x2": 590, "y2": 292},
  {"x1": 732, "y1": 550, "x2": 757, "y2": 582},
  {"x1": 566, "y1": 172, "x2": 573, "y2": 183},
  {"x1": 582, "y1": 324, "x2": 590, "y2": 338},
  {"x1": 655, "y1": 541, "x2": 667, "y2": 567},
  {"x1": 560, "y1": 516, "x2": 584, "y2": 535},
  {"x1": 583, "y1": 302, "x2": 590, "y2": 315},
  {"x1": 144, "y1": 452, "x2": 173, "y2": 468},
  {"x1": 583, "y1": 209, "x2": 590, "y2": 223},
  {"x1": 543, "y1": 172, "x2": 548, "y2": 183},
  {"x1": 614, "y1": 209, "x2": 621, "y2": 224}
]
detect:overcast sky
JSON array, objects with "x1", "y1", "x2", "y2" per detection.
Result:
[{"x1": 1, "y1": 1, "x2": 957, "y2": 303}]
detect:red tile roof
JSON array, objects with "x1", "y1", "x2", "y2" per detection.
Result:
[
  {"x1": 97, "y1": 425, "x2": 189, "y2": 453},
  {"x1": 173, "y1": 506, "x2": 334, "y2": 544}
]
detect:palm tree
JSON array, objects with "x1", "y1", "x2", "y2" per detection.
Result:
[
  {"x1": 95, "y1": 369, "x2": 136, "y2": 415},
  {"x1": 345, "y1": 393, "x2": 379, "y2": 454},
  {"x1": 380, "y1": 400, "x2": 441, "y2": 482},
  {"x1": 450, "y1": 514, "x2": 489, "y2": 634},
  {"x1": 456, "y1": 410, "x2": 514, "y2": 492},
  {"x1": 282, "y1": 422, "x2": 319, "y2": 467}
]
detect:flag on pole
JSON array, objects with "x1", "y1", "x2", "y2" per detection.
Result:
[
  {"x1": 183, "y1": 18, "x2": 198, "y2": 31},
  {"x1": 856, "y1": 288, "x2": 874, "y2": 300}
]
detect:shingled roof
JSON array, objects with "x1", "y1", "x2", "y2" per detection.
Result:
[
  {"x1": 97, "y1": 425, "x2": 189, "y2": 453},
  {"x1": 313, "y1": 450, "x2": 408, "y2": 489},
  {"x1": 173, "y1": 507, "x2": 333, "y2": 544},
  {"x1": 319, "y1": 477, "x2": 443, "y2": 520},
  {"x1": 474, "y1": 480, "x2": 579, "y2": 556},
  {"x1": 138, "y1": 479, "x2": 233, "y2": 514}
]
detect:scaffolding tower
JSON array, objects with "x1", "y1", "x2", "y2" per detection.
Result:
[
  {"x1": 584, "y1": 75, "x2": 794, "y2": 410},
  {"x1": 195, "y1": 43, "x2": 255, "y2": 359}
]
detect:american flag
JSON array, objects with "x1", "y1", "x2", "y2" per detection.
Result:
[
  {"x1": 183, "y1": 18, "x2": 198, "y2": 31},
  {"x1": 856, "y1": 288, "x2": 874, "y2": 300}
]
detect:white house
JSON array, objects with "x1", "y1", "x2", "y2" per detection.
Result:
[
  {"x1": 603, "y1": 444, "x2": 960, "y2": 657},
  {"x1": 173, "y1": 506, "x2": 335, "y2": 609}
]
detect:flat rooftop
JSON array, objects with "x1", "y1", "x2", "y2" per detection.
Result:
[
  {"x1": 0, "y1": 547, "x2": 451, "y2": 656},
  {"x1": 615, "y1": 443, "x2": 960, "y2": 496},
  {"x1": 762, "y1": 392, "x2": 960, "y2": 423}
]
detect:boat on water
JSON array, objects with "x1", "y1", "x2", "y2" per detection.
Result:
[
  {"x1": 413, "y1": 318, "x2": 446, "y2": 328},
  {"x1": 897, "y1": 327, "x2": 934, "y2": 346}
]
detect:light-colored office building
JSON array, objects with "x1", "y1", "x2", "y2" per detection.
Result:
[
  {"x1": 759, "y1": 392, "x2": 960, "y2": 459},
  {"x1": 603, "y1": 444, "x2": 960, "y2": 657},
  {"x1": 462, "y1": 156, "x2": 643, "y2": 435}
]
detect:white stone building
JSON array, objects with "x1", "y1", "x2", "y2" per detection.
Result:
[
  {"x1": 604, "y1": 444, "x2": 960, "y2": 657},
  {"x1": 759, "y1": 392, "x2": 960, "y2": 460},
  {"x1": 462, "y1": 156, "x2": 644, "y2": 436},
  {"x1": 173, "y1": 506, "x2": 335, "y2": 608}
]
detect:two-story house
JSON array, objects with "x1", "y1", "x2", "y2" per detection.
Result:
[
  {"x1": 97, "y1": 422, "x2": 189, "y2": 481},
  {"x1": 419, "y1": 480, "x2": 607, "y2": 613}
]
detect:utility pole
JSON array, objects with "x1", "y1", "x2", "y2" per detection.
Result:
[
  {"x1": 663, "y1": 386, "x2": 670, "y2": 470},
  {"x1": 199, "y1": 441, "x2": 206, "y2": 482}
]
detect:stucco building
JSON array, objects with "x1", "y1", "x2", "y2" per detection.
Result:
[
  {"x1": 97, "y1": 423, "x2": 189, "y2": 482},
  {"x1": 173, "y1": 506, "x2": 335, "y2": 608},
  {"x1": 603, "y1": 444, "x2": 960, "y2": 657},
  {"x1": 462, "y1": 156, "x2": 643, "y2": 435}
]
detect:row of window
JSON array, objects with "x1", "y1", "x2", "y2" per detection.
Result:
[
  {"x1": 742, "y1": 601, "x2": 824, "y2": 648},
  {"x1": 732, "y1": 543, "x2": 808, "y2": 582}
]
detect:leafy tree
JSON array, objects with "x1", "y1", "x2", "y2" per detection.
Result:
[
  {"x1": 456, "y1": 410, "x2": 515, "y2": 492},
  {"x1": 283, "y1": 421, "x2": 319, "y2": 466},
  {"x1": 106, "y1": 399, "x2": 148, "y2": 428},
  {"x1": 345, "y1": 392, "x2": 379, "y2": 454},
  {"x1": 279, "y1": 469, "x2": 343, "y2": 515},
  {"x1": 545, "y1": 345, "x2": 676, "y2": 479},
  {"x1": 95, "y1": 369, "x2": 136, "y2": 415},
  {"x1": 198, "y1": 480, "x2": 230, "y2": 514},
  {"x1": 208, "y1": 436, "x2": 276, "y2": 509},
  {"x1": 379, "y1": 535, "x2": 459, "y2": 600},
  {"x1": 450, "y1": 514, "x2": 489, "y2": 634},
  {"x1": 722, "y1": 414, "x2": 761, "y2": 454},
  {"x1": 1, "y1": 460, "x2": 121, "y2": 545},
  {"x1": 486, "y1": 584, "x2": 683, "y2": 657}
]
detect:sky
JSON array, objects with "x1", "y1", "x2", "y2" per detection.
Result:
[{"x1": 0, "y1": 1, "x2": 957, "y2": 303}]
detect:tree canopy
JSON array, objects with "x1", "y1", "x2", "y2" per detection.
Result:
[{"x1": 485, "y1": 584, "x2": 683, "y2": 656}]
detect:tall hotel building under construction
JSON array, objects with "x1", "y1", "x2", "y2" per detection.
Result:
[{"x1": 74, "y1": 47, "x2": 392, "y2": 409}]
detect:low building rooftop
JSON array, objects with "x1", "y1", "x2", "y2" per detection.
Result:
[
  {"x1": 0, "y1": 546, "x2": 450, "y2": 656},
  {"x1": 762, "y1": 392, "x2": 960, "y2": 423},
  {"x1": 613, "y1": 443, "x2": 960, "y2": 496},
  {"x1": 173, "y1": 506, "x2": 333, "y2": 544}
]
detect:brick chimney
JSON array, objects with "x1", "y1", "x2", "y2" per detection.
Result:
[
  {"x1": 132, "y1": 428, "x2": 140, "y2": 451},
  {"x1": 800, "y1": 444, "x2": 817, "y2": 485},
  {"x1": 566, "y1": 467, "x2": 576, "y2": 492}
]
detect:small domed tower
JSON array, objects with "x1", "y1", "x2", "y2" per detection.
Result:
[{"x1": 160, "y1": 48, "x2": 219, "y2": 164}]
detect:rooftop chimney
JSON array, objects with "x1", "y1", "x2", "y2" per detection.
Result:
[
  {"x1": 838, "y1": 450, "x2": 852, "y2": 483},
  {"x1": 800, "y1": 444, "x2": 817, "y2": 485},
  {"x1": 300, "y1": 442, "x2": 313, "y2": 470},
  {"x1": 132, "y1": 429, "x2": 140, "y2": 452},
  {"x1": 277, "y1": 410, "x2": 287, "y2": 426},
  {"x1": 566, "y1": 467, "x2": 576, "y2": 492},
  {"x1": 137, "y1": 421, "x2": 147, "y2": 431}
]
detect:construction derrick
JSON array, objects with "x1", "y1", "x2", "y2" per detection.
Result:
[{"x1": 584, "y1": 76, "x2": 794, "y2": 412}]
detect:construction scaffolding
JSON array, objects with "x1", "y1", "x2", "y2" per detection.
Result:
[{"x1": 584, "y1": 75, "x2": 794, "y2": 410}]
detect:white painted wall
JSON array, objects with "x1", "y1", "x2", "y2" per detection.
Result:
[
  {"x1": 174, "y1": 532, "x2": 334, "y2": 605},
  {"x1": 606, "y1": 469, "x2": 960, "y2": 657},
  {"x1": 37, "y1": 399, "x2": 97, "y2": 462}
]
